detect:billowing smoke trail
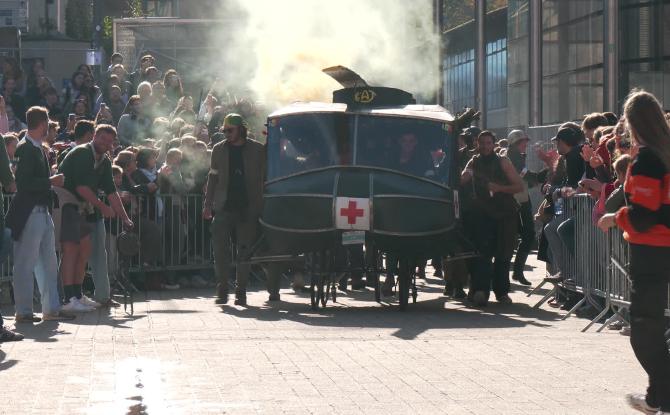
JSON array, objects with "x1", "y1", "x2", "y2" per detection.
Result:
[{"x1": 210, "y1": 0, "x2": 440, "y2": 110}]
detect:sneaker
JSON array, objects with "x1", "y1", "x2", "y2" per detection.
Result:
[
  {"x1": 42, "y1": 310, "x2": 76, "y2": 321},
  {"x1": 215, "y1": 284, "x2": 229, "y2": 305},
  {"x1": 14, "y1": 313, "x2": 41, "y2": 323},
  {"x1": 80, "y1": 295, "x2": 101, "y2": 308},
  {"x1": 62, "y1": 297, "x2": 95, "y2": 313},
  {"x1": 626, "y1": 393, "x2": 660, "y2": 414},
  {"x1": 496, "y1": 294, "x2": 513, "y2": 304},
  {"x1": 0, "y1": 326, "x2": 24, "y2": 342},
  {"x1": 268, "y1": 293, "x2": 281, "y2": 302},
  {"x1": 621, "y1": 326, "x2": 632, "y2": 336}
]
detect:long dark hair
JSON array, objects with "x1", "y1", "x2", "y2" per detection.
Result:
[{"x1": 624, "y1": 89, "x2": 670, "y2": 169}]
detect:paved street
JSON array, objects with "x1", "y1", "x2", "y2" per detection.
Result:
[{"x1": 0, "y1": 255, "x2": 644, "y2": 415}]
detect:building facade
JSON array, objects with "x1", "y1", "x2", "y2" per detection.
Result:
[{"x1": 441, "y1": 0, "x2": 670, "y2": 132}]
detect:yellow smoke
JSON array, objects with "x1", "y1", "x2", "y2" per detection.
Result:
[{"x1": 211, "y1": 0, "x2": 439, "y2": 110}]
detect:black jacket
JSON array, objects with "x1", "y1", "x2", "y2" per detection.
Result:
[{"x1": 6, "y1": 138, "x2": 52, "y2": 240}]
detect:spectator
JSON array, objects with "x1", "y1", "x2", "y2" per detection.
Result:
[
  {"x1": 144, "y1": 66, "x2": 161, "y2": 84},
  {"x1": 111, "y1": 64, "x2": 132, "y2": 98},
  {"x1": 1, "y1": 57, "x2": 24, "y2": 94},
  {"x1": 581, "y1": 112, "x2": 609, "y2": 147},
  {"x1": 5, "y1": 106, "x2": 74, "y2": 322},
  {"x1": 2, "y1": 77, "x2": 26, "y2": 123},
  {"x1": 5, "y1": 105, "x2": 25, "y2": 133},
  {"x1": 72, "y1": 99, "x2": 92, "y2": 120},
  {"x1": 0, "y1": 110, "x2": 18, "y2": 342},
  {"x1": 44, "y1": 87, "x2": 64, "y2": 124},
  {"x1": 117, "y1": 95, "x2": 147, "y2": 147},
  {"x1": 151, "y1": 81, "x2": 172, "y2": 118},
  {"x1": 57, "y1": 120, "x2": 94, "y2": 165},
  {"x1": 597, "y1": 90, "x2": 670, "y2": 415},
  {"x1": 543, "y1": 123, "x2": 585, "y2": 280},
  {"x1": 58, "y1": 124, "x2": 132, "y2": 311},
  {"x1": 4, "y1": 133, "x2": 18, "y2": 169},
  {"x1": 106, "y1": 53, "x2": 123, "y2": 72},
  {"x1": 163, "y1": 69, "x2": 184, "y2": 104},
  {"x1": 130, "y1": 54, "x2": 156, "y2": 92},
  {"x1": 63, "y1": 71, "x2": 87, "y2": 112}
]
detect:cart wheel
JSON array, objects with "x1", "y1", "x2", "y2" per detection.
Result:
[
  {"x1": 372, "y1": 272, "x2": 381, "y2": 303},
  {"x1": 320, "y1": 277, "x2": 329, "y2": 307},
  {"x1": 411, "y1": 271, "x2": 418, "y2": 304},
  {"x1": 398, "y1": 258, "x2": 410, "y2": 311},
  {"x1": 310, "y1": 277, "x2": 319, "y2": 310}
]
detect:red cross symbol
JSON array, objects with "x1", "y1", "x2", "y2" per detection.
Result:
[{"x1": 340, "y1": 200, "x2": 365, "y2": 225}]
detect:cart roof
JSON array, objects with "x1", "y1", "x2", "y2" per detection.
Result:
[{"x1": 268, "y1": 102, "x2": 455, "y2": 123}]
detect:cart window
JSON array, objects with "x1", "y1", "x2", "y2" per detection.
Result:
[
  {"x1": 355, "y1": 116, "x2": 450, "y2": 183},
  {"x1": 267, "y1": 113, "x2": 352, "y2": 179}
]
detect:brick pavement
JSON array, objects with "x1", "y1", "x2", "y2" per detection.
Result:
[{"x1": 0, "y1": 255, "x2": 645, "y2": 414}]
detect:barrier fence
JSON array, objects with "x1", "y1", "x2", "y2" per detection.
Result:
[
  {"x1": 0, "y1": 193, "x2": 214, "y2": 288},
  {"x1": 1, "y1": 191, "x2": 669, "y2": 332},
  {"x1": 529, "y1": 194, "x2": 670, "y2": 332}
]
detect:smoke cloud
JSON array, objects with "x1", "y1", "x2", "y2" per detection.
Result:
[{"x1": 210, "y1": 0, "x2": 440, "y2": 110}]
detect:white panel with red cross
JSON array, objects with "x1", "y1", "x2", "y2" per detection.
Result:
[{"x1": 335, "y1": 197, "x2": 371, "y2": 231}]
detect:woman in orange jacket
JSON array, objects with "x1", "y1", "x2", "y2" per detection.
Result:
[{"x1": 598, "y1": 90, "x2": 670, "y2": 414}]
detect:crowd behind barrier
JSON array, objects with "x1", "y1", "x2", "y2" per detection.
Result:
[
  {"x1": 0, "y1": 193, "x2": 214, "y2": 289},
  {"x1": 530, "y1": 194, "x2": 670, "y2": 332}
]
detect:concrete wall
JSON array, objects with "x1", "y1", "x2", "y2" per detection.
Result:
[{"x1": 21, "y1": 38, "x2": 90, "y2": 90}]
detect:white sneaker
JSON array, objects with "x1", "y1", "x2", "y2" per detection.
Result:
[
  {"x1": 61, "y1": 297, "x2": 95, "y2": 313},
  {"x1": 627, "y1": 393, "x2": 660, "y2": 414},
  {"x1": 79, "y1": 295, "x2": 101, "y2": 308}
]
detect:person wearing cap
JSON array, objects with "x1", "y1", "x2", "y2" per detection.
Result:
[
  {"x1": 504, "y1": 130, "x2": 547, "y2": 286},
  {"x1": 461, "y1": 130, "x2": 524, "y2": 306},
  {"x1": 543, "y1": 123, "x2": 585, "y2": 279},
  {"x1": 203, "y1": 113, "x2": 267, "y2": 306}
]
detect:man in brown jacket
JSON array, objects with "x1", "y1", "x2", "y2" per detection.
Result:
[{"x1": 203, "y1": 113, "x2": 265, "y2": 306}]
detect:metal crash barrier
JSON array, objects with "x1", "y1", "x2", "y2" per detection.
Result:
[
  {"x1": 526, "y1": 194, "x2": 670, "y2": 332},
  {"x1": 0, "y1": 193, "x2": 214, "y2": 290}
]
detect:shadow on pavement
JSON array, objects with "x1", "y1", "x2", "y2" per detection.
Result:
[
  {"x1": 218, "y1": 294, "x2": 559, "y2": 340},
  {"x1": 0, "y1": 349, "x2": 19, "y2": 372}
]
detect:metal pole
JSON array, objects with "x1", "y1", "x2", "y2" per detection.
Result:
[
  {"x1": 475, "y1": 0, "x2": 486, "y2": 128},
  {"x1": 529, "y1": 0, "x2": 542, "y2": 126}
]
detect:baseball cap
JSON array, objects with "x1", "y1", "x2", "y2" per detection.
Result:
[{"x1": 551, "y1": 126, "x2": 583, "y2": 147}]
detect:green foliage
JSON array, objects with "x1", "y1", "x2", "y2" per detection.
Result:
[
  {"x1": 65, "y1": 0, "x2": 93, "y2": 40},
  {"x1": 127, "y1": 0, "x2": 143, "y2": 17}
]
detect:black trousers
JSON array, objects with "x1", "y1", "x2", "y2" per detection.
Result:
[
  {"x1": 629, "y1": 243, "x2": 670, "y2": 410},
  {"x1": 469, "y1": 214, "x2": 511, "y2": 298},
  {"x1": 513, "y1": 201, "x2": 535, "y2": 275}
]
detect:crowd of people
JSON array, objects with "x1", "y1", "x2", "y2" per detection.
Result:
[
  {"x1": 0, "y1": 52, "x2": 667, "y2": 415},
  {"x1": 0, "y1": 52, "x2": 264, "y2": 339}
]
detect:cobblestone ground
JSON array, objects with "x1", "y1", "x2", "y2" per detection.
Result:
[{"x1": 0, "y1": 255, "x2": 645, "y2": 415}]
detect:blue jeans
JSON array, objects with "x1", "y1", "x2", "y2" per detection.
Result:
[
  {"x1": 89, "y1": 219, "x2": 110, "y2": 303},
  {"x1": 12, "y1": 207, "x2": 61, "y2": 316}
]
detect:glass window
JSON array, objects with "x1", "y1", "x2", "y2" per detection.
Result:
[
  {"x1": 619, "y1": 1, "x2": 670, "y2": 108},
  {"x1": 485, "y1": 2, "x2": 508, "y2": 129},
  {"x1": 267, "y1": 113, "x2": 352, "y2": 179},
  {"x1": 443, "y1": 0, "x2": 476, "y2": 114},
  {"x1": 507, "y1": 0, "x2": 529, "y2": 127},
  {"x1": 356, "y1": 115, "x2": 450, "y2": 182},
  {"x1": 541, "y1": 0, "x2": 604, "y2": 124},
  {"x1": 267, "y1": 113, "x2": 451, "y2": 183}
]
